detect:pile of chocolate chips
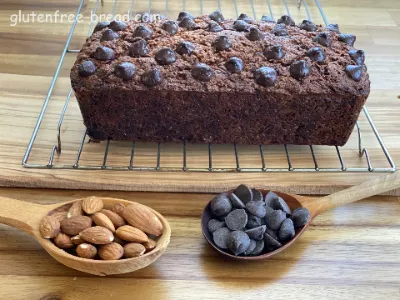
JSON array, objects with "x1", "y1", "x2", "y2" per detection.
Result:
[{"x1": 208, "y1": 184, "x2": 310, "y2": 256}]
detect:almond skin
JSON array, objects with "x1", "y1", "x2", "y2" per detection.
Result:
[
  {"x1": 92, "y1": 212, "x2": 116, "y2": 233},
  {"x1": 113, "y1": 236, "x2": 126, "y2": 246},
  {"x1": 79, "y1": 226, "x2": 114, "y2": 245},
  {"x1": 111, "y1": 202, "x2": 126, "y2": 217},
  {"x1": 60, "y1": 216, "x2": 92, "y2": 236},
  {"x1": 39, "y1": 215, "x2": 60, "y2": 239},
  {"x1": 54, "y1": 232, "x2": 74, "y2": 249},
  {"x1": 98, "y1": 242, "x2": 124, "y2": 260},
  {"x1": 116, "y1": 225, "x2": 148, "y2": 243},
  {"x1": 123, "y1": 243, "x2": 146, "y2": 258},
  {"x1": 76, "y1": 243, "x2": 97, "y2": 259},
  {"x1": 71, "y1": 235, "x2": 85, "y2": 245},
  {"x1": 51, "y1": 211, "x2": 68, "y2": 223},
  {"x1": 67, "y1": 200, "x2": 83, "y2": 218},
  {"x1": 101, "y1": 209, "x2": 126, "y2": 228},
  {"x1": 123, "y1": 203, "x2": 163, "y2": 236},
  {"x1": 143, "y1": 239, "x2": 157, "y2": 252},
  {"x1": 82, "y1": 196, "x2": 104, "y2": 214}
]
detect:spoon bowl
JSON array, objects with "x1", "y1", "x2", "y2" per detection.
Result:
[{"x1": 0, "y1": 196, "x2": 171, "y2": 276}]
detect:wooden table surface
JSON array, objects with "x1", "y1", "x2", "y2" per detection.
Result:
[{"x1": 0, "y1": 0, "x2": 400, "y2": 299}]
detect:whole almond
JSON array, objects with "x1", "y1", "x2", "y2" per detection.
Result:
[
  {"x1": 79, "y1": 226, "x2": 114, "y2": 245},
  {"x1": 39, "y1": 215, "x2": 60, "y2": 239},
  {"x1": 60, "y1": 216, "x2": 92, "y2": 236},
  {"x1": 54, "y1": 232, "x2": 74, "y2": 249},
  {"x1": 143, "y1": 239, "x2": 157, "y2": 252},
  {"x1": 98, "y1": 242, "x2": 124, "y2": 260},
  {"x1": 82, "y1": 196, "x2": 104, "y2": 214},
  {"x1": 76, "y1": 243, "x2": 97, "y2": 259},
  {"x1": 116, "y1": 225, "x2": 148, "y2": 243},
  {"x1": 51, "y1": 211, "x2": 68, "y2": 223},
  {"x1": 123, "y1": 203, "x2": 163, "y2": 236},
  {"x1": 67, "y1": 200, "x2": 83, "y2": 218},
  {"x1": 123, "y1": 243, "x2": 146, "y2": 258},
  {"x1": 101, "y1": 209, "x2": 126, "y2": 228},
  {"x1": 71, "y1": 235, "x2": 85, "y2": 245},
  {"x1": 92, "y1": 212, "x2": 115, "y2": 233},
  {"x1": 111, "y1": 202, "x2": 126, "y2": 217}
]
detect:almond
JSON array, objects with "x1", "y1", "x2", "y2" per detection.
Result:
[
  {"x1": 123, "y1": 203, "x2": 163, "y2": 236},
  {"x1": 60, "y1": 216, "x2": 92, "y2": 236},
  {"x1": 54, "y1": 232, "x2": 74, "y2": 249},
  {"x1": 116, "y1": 225, "x2": 148, "y2": 243},
  {"x1": 143, "y1": 239, "x2": 157, "y2": 252},
  {"x1": 39, "y1": 215, "x2": 60, "y2": 239},
  {"x1": 82, "y1": 196, "x2": 104, "y2": 214},
  {"x1": 111, "y1": 202, "x2": 126, "y2": 217},
  {"x1": 51, "y1": 211, "x2": 68, "y2": 223},
  {"x1": 67, "y1": 200, "x2": 83, "y2": 218},
  {"x1": 79, "y1": 226, "x2": 114, "y2": 245},
  {"x1": 123, "y1": 243, "x2": 146, "y2": 258},
  {"x1": 92, "y1": 212, "x2": 115, "y2": 233},
  {"x1": 113, "y1": 236, "x2": 126, "y2": 246},
  {"x1": 101, "y1": 209, "x2": 126, "y2": 228},
  {"x1": 98, "y1": 242, "x2": 124, "y2": 260},
  {"x1": 76, "y1": 243, "x2": 97, "y2": 259},
  {"x1": 71, "y1": 235, "x2": 85, "y2": 245}
]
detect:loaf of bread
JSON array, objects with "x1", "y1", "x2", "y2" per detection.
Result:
[{"x1": 70, "y1": 12, "x2": 370, "y2": 146}]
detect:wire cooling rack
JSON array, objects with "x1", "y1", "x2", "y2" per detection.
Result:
[{"x1": 22, "y1": 0, "x2": 396, "y2": 172}]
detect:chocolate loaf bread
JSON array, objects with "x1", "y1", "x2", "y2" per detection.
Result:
[{"x1": 70, "y1": 12, "x2": 370, "y2": 146}]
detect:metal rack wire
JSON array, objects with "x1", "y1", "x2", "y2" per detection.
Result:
[{"x1": 22, "y1": 0, "x2": 396, "y2": 173}]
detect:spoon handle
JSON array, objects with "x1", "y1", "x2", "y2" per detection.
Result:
[
  {"x1": 314, "y1": 171, "x2": 400, "y2": 214},
  {"x1": 0, "y1": 196, "x2": 46, "y2": 235}
]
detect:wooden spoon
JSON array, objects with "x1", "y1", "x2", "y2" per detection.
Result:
[
  {"x1": 0, "y1": 197, "x2": 171, "y2": 276},
  {"x1": 202, "y1": 171, "x2": 400, "y2": 260}
]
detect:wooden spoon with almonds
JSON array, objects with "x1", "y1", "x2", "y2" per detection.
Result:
[{"x1": 0, "y1": 196, "x2": 171, "y2": 276}]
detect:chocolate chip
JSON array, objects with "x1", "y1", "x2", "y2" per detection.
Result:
[
  {"x1": 93, "y1": 21, "x2": 110, "y2": 33},
  {"x1": 114, "y1": 62, "x2": 136, "y2": 80},
  {"x1": 252, "y1": 189, "x2": 263, "y2": 202},
  {"x1": 109, "y1": 20, "x2": 127, "y2": 32},
  {"x1": 245, "y1": 225, "x2": 266, "y2": 241},
  {"x1": 212, "y1": 35, "x2": 231, "y2": 51},
  {"x1": 210, "y1": 193, "x2": 232, "y2": 217},
  {"x1": 271, "y1": 24, "x2": 288, "y2": 36},
  {"x1": 229, "y1": 193, "x2": 246, "y2": 209},
  {"x1": 272, "y1": 197, "x2": 291, "y2": 215},
  {"x1": 254, "y1": 66, "x2": 277, "y2": 87},
  {"x1": 265, "y1": 207, "x2": 286, "y2": 230},
  {"x1": 247, "y1": 27, "x2": 264, "y2": 41},
  {"x1": 100, "y1": 29, "x2": 119, "y2": 42},
  {"x1": 246, "y1": 201, "x2": 267, "y2": 218},
  {"x1": 250, "y1": 240, "x2": 264, "y2": 255},
  {"x1": 234, "y1": 184, "x2": 253, "y2": 204},
  {"x1": 291, "y1": 207, "x2": 311, "y2": 227},
  {"x1": 225, "y1": 209, "x2": 248, "y2": 231},
  {"x1": 179, "y1": 17, "x2": 197, "y2": 30},
  {"x1": 237, "y1": 13, "x2": 252, "y2": 24},
  {"x1": 345, "y1": 65, "x2": 362, "y2": 81},
  {"x1": 289, "y1": 60, "x2": 311, "y2": 80},
  {"x1": 208, "y1": 21, "x2": 223, "y2": 32},
  {"x1": 264, "y1": 191, "x2": 279, "y2": 207},
  {"x1": 278, "y1": 218, "x2": 295, "y2": 242},
  {"x1": 129, "y1": 39, "x2": 150, "y2": 57},
  {"x1": 263, "y1": 44, "x2": 285, "y2": 60},
  {"x1": 225, "y1": 57, "x2": 244, "y2": 74},
  {"x1": 265, "y1": 227, "x2": 278, "y2": 240},
  {"x1": 233, "y1": 20, "x2": 249, "y2": 32},
  {"x1": 191, "y1": 63, "x2": 214, "y2": 82},
  {"x1": 243, "y1": 239, "x2": 257, "y2": 255},
  {"x1": 78, "y1": 60, "x2": 96, "y2": 77},
  {"x1": 141, "y1": 69, "x2": 163, "y2": 87},
  {"x1": 261, "y1": 15, "x2": 275, "y2": 22},
  {"x1": 155, "y1": 47, "x2": 177, "y2": 65},
  {"x1": 177, "y1": 11, "x2": 194, "y2": 21},
  {"x1": 306, "y1": 47, "x2": 326, "y2": 62},
  {"x1": 213, "y1": 227, "x2": 231, "y2": 249},
  {"x1": 209, "y1": 10, "x2": 224, "y2": 22},
  {"x1": 94, "y1": 46, "x2": 114, "y2": 61},
  {"x1": 313, "y1": 32, "x2": 332, "y2": 47},
  {"x1": 264, "y1": 232, "x2": 282, "y2": 251},
  {"x1": 338, "y1": 33, "x2": 356, "y2": 47},
  {"x1": 277, "y1": 15, "x2": 295, "y2": 26},
  {"x1": 299, "y1": 20, "x2": 317, "y2": 32},
  {"x1": 326, "y1": 23, "x2": 340, "y2": 33},
  {"x1": 227, "y1": 231, "x2": 250, "y2": 255},
  {"x1": 247, "y1": 214, "x2": 262, "y2": 229},
  {"x1": 133, "y1": 25, "x2": 153, "y2": 39},
  {"x1": 208, "y1": 219, "x2": 226, "y2": 233},
  {"x1": 162, "y1": 21, "x2": 179, "y2": 35},
  {"x1": 349, "y1": 49, "x2": 365, "y2": 65},
  {"x1": 176, "y1": 41, "x2": 195, "y2": 55}
]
